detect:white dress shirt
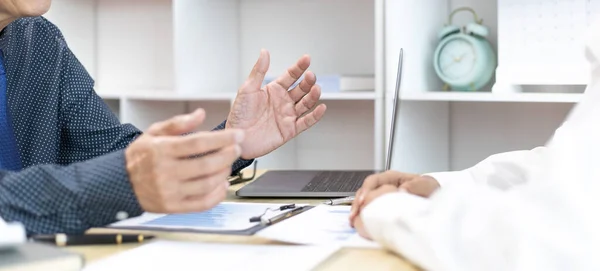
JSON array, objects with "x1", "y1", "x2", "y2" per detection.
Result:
[{"x1": 361, "y1": 22, "x2": 600, "y2": 271}]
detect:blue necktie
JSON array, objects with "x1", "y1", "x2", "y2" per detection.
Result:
[{"x1": 0, "y1": 51, "x2": 22, "y2": 171}]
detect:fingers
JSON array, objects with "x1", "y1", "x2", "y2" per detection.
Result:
[
  {"x1": 275, "y1": 54, "x2": 311, "y2": 90},
  {"x1": 147, "y1": 109, "x2": 206, "y2": 136},
  {"x1": 399, "y1": 176, "x2": 441, "y2": 198},
  {"x1": 360, "y1": 171, "x2": 411, "y2": 193},
  {"x1": 288, "y1": 71, "x2": 316, "y2": 102},
  {"x1": 159, "y1": 129, "x2": 244, "y2": 158},
  {"x1": 350, "y1": 177, "x2": 404, "y2": 226},
  {"x1": 294, "y1": 84, "x2": 321, "y2": 116},
  {"x1": 179, "y1": 179, "x2": 230, "y2": 213},
  {"x1": 352, "y1": 215, "x2": 372, "y2": 240},
  {"x1": 356, "y1": 172, "x2": 421, "y2": 228},
  {"x1": 295, "y1": 104, "x2": 327, "y2": 134},
  {"x1": 171, "y1": 144, "x2": 242, "y2": 181},
  {"x1": 363, "y1": 184, "x2": 398, "y2": 206},
  {"x1": 351, "y1": 185, "x2": 398, "y2": 227},
  {"x1": 180, "y1": 168, "x2": 231, "y2": 198},
  {"x1": 245, "y1": 49, "x2": 270, "y2": 91},
  {"x1": 129, "y1": 109, "x2": 244, "y2": 214},
  {"x1": 350, "y1": 187, "x2": 365, "y2": 227}
]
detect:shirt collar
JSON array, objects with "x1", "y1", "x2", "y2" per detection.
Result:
[{"x1": 0, "y1": 27, "x2": 7, "y2": 54}]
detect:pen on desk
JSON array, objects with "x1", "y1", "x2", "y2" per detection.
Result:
[
  {"x1": 31, "y1": 233, "x2": 155, "y2": 247},
  {"x1": 261, "y1": 206, "x2": 306, "y2": 225},
  {"x1": 323, "y1": 196, "x2": 355, "y2": 206}
]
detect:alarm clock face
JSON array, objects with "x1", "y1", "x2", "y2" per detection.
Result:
[{"x1": 437, "y1": 38, "x2": 476, "y2": 80}]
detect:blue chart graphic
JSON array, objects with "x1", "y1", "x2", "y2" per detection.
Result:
[
  {"x1": 328, "y1": 210, "x2": 351, "y2": 214},
  {"x1": 326, "y1": 229, "x2": 356, "y2": 241},
  {"x1": 322, "y1": 208, "x2": 357, "y2": 241},
  {"x1": 142, "y1": 204, "x2": 265, "y2": 229}
]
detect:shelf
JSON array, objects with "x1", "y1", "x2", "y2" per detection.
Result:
[
  {"x1": 96, "y1": 89, "x2": 235, "y2": 101},
  {"x1": 96, "y1": 89, "x2": 378, "y2": 101},
  {"x1": 320, "y1": 92, "x2": 377, "y2": 100},
  {"x1": 401, "y1": 92, "x2": 583, "y2": 103},
  {"x1": 97, "y1": 92, "x2": 121, "y2": 100}
]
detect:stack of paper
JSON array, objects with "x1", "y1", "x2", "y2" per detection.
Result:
[
  {"x1": 0, "y1": 242, "x2": 84, "y2": 271},
  {"x1": 256, "y1": 205, "x2": 380, "y2": 248},
  {"x1": 0, "y1": 217, "x2": 25, "y2": 250},
  {"x1": 107, "y1": 202, "x2": 379, "y2": 249},
  {"x1": 83, "y1": 240, "x2": 339, "y2": 271}
]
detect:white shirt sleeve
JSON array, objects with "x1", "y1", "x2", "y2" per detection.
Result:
[
  {"x1": 425, "y1": 146, "x2": 549, "y2": 191},
  {"x1": 364, "y1": 120, "x2": 600, "y2": 269},
  {"x1": 361, "y1": 180, "x2": 600, "y2": 271}
]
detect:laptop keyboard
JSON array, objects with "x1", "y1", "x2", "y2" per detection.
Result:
[{"x1": 301, "y1": 171, "x2": 373, "y2": 192}]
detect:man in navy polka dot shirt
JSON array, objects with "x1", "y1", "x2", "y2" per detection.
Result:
[{"x1": 0, "y1": 1, "x2": 327, "y2": 235}]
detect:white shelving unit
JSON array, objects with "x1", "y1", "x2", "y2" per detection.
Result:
[
  {"x1": 45, "y1": 0, "x2": 590, "y2": 174},
  {"x1": 386, "y1": 0, "x2": 587, "y2": 173},
  {"x1": 401, "y1": 92, "x2": 583, "y2": 103},
  {"x1": 44, "y1": 0, "x2": 383, "y2": 171}
]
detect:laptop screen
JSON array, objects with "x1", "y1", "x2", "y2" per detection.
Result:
[{"x1": 384, "y1": 48, "x2": 403, "y2": 171}]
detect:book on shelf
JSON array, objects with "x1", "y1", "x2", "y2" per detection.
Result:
[{"x1": 263, "y1": 74, "x2": 374, "y2": 93}]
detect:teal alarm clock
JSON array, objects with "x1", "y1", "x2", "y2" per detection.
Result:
[{"x1": 433, "y1": 7, "x2": 496, "y2": 92}]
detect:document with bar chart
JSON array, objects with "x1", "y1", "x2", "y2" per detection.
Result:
[
  {"x1": 256, "y1": 205, "x2": 380, "y2": 248},
  {"x1": 107, "y1": 202, "x2": 303, "y2": 233}
]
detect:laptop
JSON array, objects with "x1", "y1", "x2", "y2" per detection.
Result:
[{"x1": 236, "y1": 48, "x2": 403, "y2": 198}]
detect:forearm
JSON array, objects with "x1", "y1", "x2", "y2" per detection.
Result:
[{"x1": 0, "y1": 150, "x2": 142, "y2": 235}]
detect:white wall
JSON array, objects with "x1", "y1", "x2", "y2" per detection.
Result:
[
  {"x1": 96, "y1": 0, "x2": 174, "y2": 92},
  {"x1": 239, "y1": 0, "x2": 375, "y2": 79},
  {"x1": 45, "y1": 0, "x2": 380, "y2": 171},
  {"x1": 44, "y1": 0, "x2": 96, "y2": 77},
  {"x1": 450, "y1": 102, "x2": 573, "y2": 170}
]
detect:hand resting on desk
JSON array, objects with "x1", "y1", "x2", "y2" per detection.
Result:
[{"x1": 348, "y1": 171, "x2": 441, "y2": 239}]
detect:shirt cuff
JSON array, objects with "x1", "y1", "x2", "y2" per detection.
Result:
[
  {"x1": 232, "y1": 158, "x2": 254, "y2": 176},
  {"x1": 78, "y1": 150, "x2": 144, "y2": 228},
  {"x1": 361, "y1": 192, "x2": 430, "y2": 240},
  {"x1": 361, "y1": 192, "x2": 437, "y2": 271},
  {"x1": 422, "y1": 170, "x2": 475, "y2": 188}
]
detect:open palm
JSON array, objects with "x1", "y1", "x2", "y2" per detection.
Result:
[{"x1": 226, "y1": 50, "x2": 327, "y2": 159}]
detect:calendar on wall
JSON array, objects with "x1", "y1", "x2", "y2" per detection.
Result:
[{"x1": 495, "y1": 0, "x2": 600, "y2": 89}]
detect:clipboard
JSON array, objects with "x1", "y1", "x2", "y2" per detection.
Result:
[{"x1": 105, "y1": 202, "x2": 315, "y2": 236}]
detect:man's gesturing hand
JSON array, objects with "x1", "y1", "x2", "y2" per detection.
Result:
[
  {"x1": 125, "y1": 109, "x2": 244, "y2": 213},
  {"x1": 227, "y1": 49, "x2": 327, "y2": 160}
]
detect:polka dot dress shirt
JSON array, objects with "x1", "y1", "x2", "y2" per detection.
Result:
[{"x1": 0, "y1": 17, "x2": 253, "y2": 235}]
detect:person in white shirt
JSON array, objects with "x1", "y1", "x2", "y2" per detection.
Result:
[{"x1": 349, "y1": 21, "x2": 600, "y2": 271}]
